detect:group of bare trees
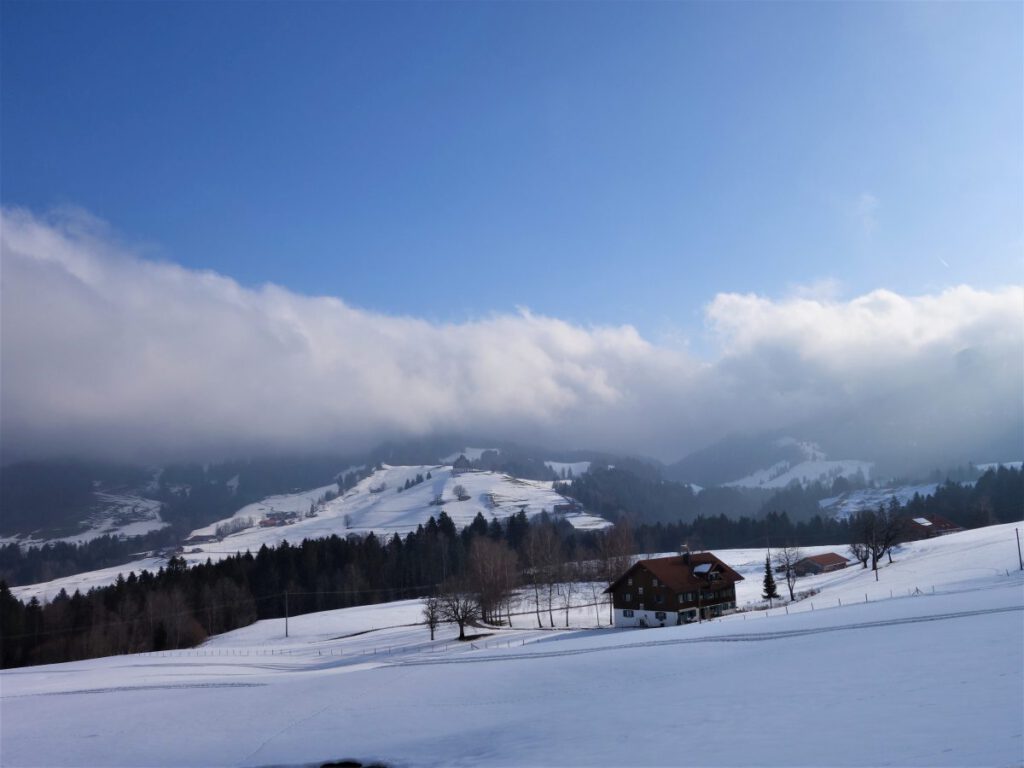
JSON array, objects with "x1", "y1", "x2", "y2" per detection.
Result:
[
  {"x1": 848, "y1": 501, "x2": 904, "y2": 580},
  {"x1": 423, "y1": 520, "x2": 636, "y2": 641}
]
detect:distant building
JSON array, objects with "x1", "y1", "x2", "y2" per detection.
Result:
[
  {"x1": 793, "y1": 552, "x2": 849, "y2": 576},
  {"x1": 553, "y1": 500, "x2": 583, "y2": 515},
  {"x1": 183, "y1": 534, "x2": 218, "y2": 545},
  {"x1": 451, "y1": 454, "x2": 472, "y2": 476},
  {"x1": 605, "y1": 551, "x2": 744, "y2": 628},
  {"x1": 904, "y1": 514, "x2": 963, "y2": 539}
]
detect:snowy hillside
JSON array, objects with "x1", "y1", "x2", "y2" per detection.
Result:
[
  {"x1": 818, "y1": 482, "x2": 940, "y2": 520},
  {"x1": 0, "y1": 489, "x2": 166, "y2": 548},
  {"x1": 719, "y1": 438, "x2": 872, "y2": 489},
  {"x1": 198, "y1": 464, "x2": 609, "y2": 543},
  {"x1": 2, "y1": 523, "x2": 1021, "y2": 767},
  {"x1": 12, "y1": 465, "x2": 608, "y2": 602},
  {"x1": 723, "y1": 458, "x2": 873, "y2": 489}
]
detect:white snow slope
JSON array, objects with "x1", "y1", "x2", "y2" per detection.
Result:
[
  {"x1": 2, "y1": 523, "x2": 1022, "y2": 768},
  {"x1": 12, "y1": 465, "x2": 608, "y2": 603},
  {"x1": 196, "y1": 464, "x2": 608, "y2": 543},
  {"x1": 0, "y1": 490, "x2": 167, "y2": 549},
  {"x1": 818, "y1": 483, "x2": 940, "y2": 520},
  {"x1": 724, "y1": 458, "x2": 873, "y2": 489}
]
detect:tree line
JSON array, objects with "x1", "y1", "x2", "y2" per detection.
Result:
[
  {"x1": 0, "y1": 510, "x2": 618, "y2": 668},
  {"x1": 2, "y1": 467, "x2": 1019, "y2": 668}
]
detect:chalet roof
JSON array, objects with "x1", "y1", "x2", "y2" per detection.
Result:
[
  {"x1": 907, "y1": 514, "x2": 962, "y2": 532},
  {"x1": 796, "y1": 552, "x2": 848, "y2": 568},
  {"x1": 605, "y1": 552, "x2": 744, "y2": 594}
]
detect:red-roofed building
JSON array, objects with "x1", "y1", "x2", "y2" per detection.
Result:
[
  {"x1": 793, "y1": 552, "x2": 849, "y2": 576},
  {"x1": 604, "y1": 551, "x2": 744, "y2": 628}
]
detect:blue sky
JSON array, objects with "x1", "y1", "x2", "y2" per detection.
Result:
[{"x1": 3, "y1": 0, "x2": 1021, "y2": 342}]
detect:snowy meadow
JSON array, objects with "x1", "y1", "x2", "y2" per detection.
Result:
[{"x1": 2, "y1": 523, "x2": 1022, "y2": 767}]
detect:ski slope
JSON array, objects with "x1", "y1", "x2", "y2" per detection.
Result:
[
  {"x1": 2, "y1": 523, "x2": 1021, "y2": 768},
  {"x1": 197, "y1": 464, "x2": 609, "y2": 545},
  {"x1": 818, "y1": 483, "x2": 940, "y2": 520},
  {"x1": 724, "y1": 458, "x2": 873, "y2": 489},
  {"x1": 11, "y1": 465, "x2": 609, "y2": 603},
  {"x1": 0, "y1": 490, "x2": 167, "y2": 549}
]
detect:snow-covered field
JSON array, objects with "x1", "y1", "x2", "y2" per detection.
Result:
[
  {"x1": 724, "y1": 459, "x2": 873, "y2": 489},
  {"x1": 12, "y1": 465, "x2": 609, "y2": 603},
  {"x1": 3, "y1": 523, "x2": 1022, "y2": 767},
  {"x1": 818, "y1": 483, "x2": 940, "y2": 520},
  {"x1": 0, "y1": 491, "x2": 167, "y2": 549},
  {"x1": 203, "y1": 464, "x2": 606, "y2": 541}
]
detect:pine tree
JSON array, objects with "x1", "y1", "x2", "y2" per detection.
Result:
[{"x1": 762, "y1": 554, "x2": 779, "y2": 605}]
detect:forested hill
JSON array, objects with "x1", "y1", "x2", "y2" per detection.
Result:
[{"x1": 561, "y1": 465, "x2": 1023, "y2": 528}]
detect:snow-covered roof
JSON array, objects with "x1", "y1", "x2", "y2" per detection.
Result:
[
  {"x1": 693, "y1": 563, "x2": 712, "y2": 574},
  {"x1": 913, "y1": 517, "x2": 932, "y2": 526}
]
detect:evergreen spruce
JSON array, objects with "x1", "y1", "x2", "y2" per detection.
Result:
[{"x1": 762, "y1": 554, "x2": 780, "y2": 604}]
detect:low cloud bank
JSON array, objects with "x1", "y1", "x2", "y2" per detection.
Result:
[{"x1": 2, "y1": 208, "x2": 1021, "y2": 468}]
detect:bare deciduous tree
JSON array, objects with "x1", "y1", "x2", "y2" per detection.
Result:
[
  {"x1": 850, "y1": 505, "x2": 903, "y2": 581},
  {"x1": 439, "y1": 578, "x2": 480, "y2": 641},
  {"x1": 522, "y1": 524, "x2": 562, "y2": 628},
  {"x1": 422, "y1": 595, "x2": 442, "y2": 641},
  {"x1": 772, "y1": 544, "x2": 803, "y2": 602},
  {"x1": 467, "y1": 537, "x2": 518, "y2": 625}
]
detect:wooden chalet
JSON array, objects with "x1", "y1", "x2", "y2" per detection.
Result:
[
  {"x1": 793, "y1": 552, "x2": 849, "y2": 576},
  {"x1": 904, "y1": 514, "x2": 963, "y2": 539},
  {"x1": 604, "y1": 551, "x2": 744, "y2": 628}
]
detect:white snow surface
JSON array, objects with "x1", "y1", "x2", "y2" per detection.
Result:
[
  {"x1": 2, "y1": 523, "x2": 1022, "y2": 767},
  {"x1": 12, "y1": 466, "x2": 608, "y2": 602},
  {"x1": 818, "y1": 483, "x2": 940, "y2": 520},
  {"x1": 0, "y1": 491, "x2": 167, "y2": 549},
  {"x1": 724, "y1": 458, "x2": 873, "y2": 489},
  {"x1": 774, "y1": 436, "x2": 827, "y2": 461}
]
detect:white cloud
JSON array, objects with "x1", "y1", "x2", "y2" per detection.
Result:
[{"x1": 1, "y1": 207, "x2": 1021, "y2": 468}]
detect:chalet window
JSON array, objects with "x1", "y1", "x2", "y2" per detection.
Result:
[
  {"x1": 623, "y1": 610, "x2": 634, "y2": 617},
  {"x1": 638, "y1": 587, "x2": 644, "y2": 595},
  {"x1": 654, "y1": 612, "x2": 666, "y2": 620},
  {"x1": 627, "y1": 578, "x2": 633, "y2": 586},
  {"x1": 624, "y1": 592, "x2": 632, "y2": 602},
  {"x1": 656, "y1": 594, "x2": 664, "y2": 604},
  {"x1": 652, "y1": 578, "x2": 659, "y2": 586}
]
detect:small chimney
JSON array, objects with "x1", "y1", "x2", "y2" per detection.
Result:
[{"x1": 680, "y1": 543, "x2": 690, "y2": 565}]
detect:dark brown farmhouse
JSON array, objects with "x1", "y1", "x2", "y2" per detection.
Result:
[
  {"x1": 793, "y1": 552, "x2": 849, "y2": 576},
  {"x1": 604, "y1": 551, "x2": 744, "y2": 628},
  {"x1": 904, "y1": 514, "x2": 963, "y2": 539}
]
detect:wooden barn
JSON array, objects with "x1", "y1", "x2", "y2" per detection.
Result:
[
  {"x1": 793, "y1": 552, "x2": 849, "y2": 576},
  {"x1": 904, "y1": 514, "x2": 963, "y2": 539}
]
